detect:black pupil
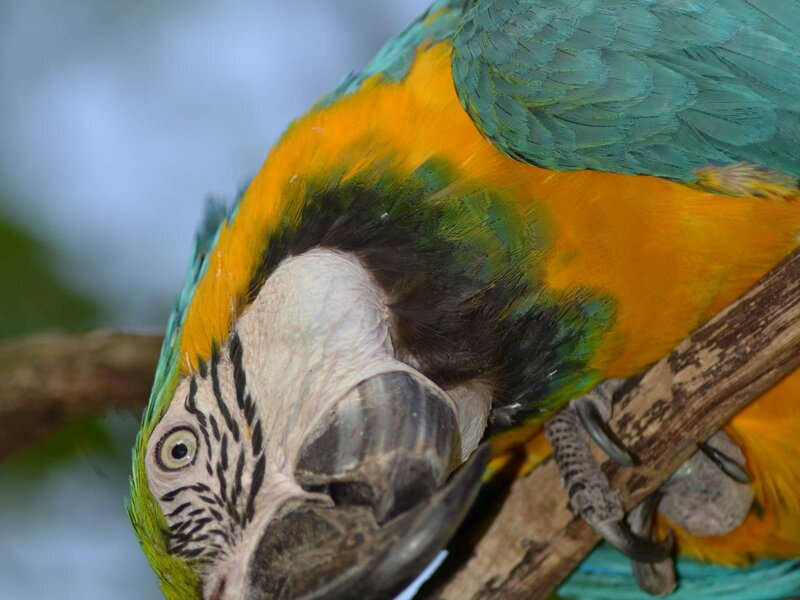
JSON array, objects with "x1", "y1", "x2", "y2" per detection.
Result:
[{"x1": 171, "y1": 443, "x2": 189, "y2": 460}]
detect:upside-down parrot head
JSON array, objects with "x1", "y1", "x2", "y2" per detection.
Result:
[
  {"x1": 131, "y1": 0, "x2": 800, "y2": 593},
  {"x1": 130, "y1": 249, "x2": 491, "y2": 599}
]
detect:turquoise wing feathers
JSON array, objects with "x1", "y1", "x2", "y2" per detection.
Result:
[
  {"x1": 559, "y1": 545, "x2": 800, "y2": 600},
  {"x1": 317, "y1": 0, "x2": 464, "y2": 107},
  {"x1": 452, "y1": 0, "x2": 800, "y2": 181}
]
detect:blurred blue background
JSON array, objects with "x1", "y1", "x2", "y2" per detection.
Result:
[{"x1": 0, "y1": 2, "x2": 430, "y2": 597}]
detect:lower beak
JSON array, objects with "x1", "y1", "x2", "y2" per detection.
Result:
[{"x1": 244, "y1": 371, "x2": 489, "y2": 600}]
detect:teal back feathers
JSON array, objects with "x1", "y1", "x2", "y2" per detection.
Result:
[
  {"x1": 559, "y1": 544, "x2": 800, "y2": 600},
  {"x1": 311, "y1": 0, "x2": 800, "y2": 183},
  {"x1": 452, "y1": 0, "x2": 800, "y2": 181},
  {"x1": 317, "y1": 0, "x2": 464, "y2": 107},
  {"x1": 129, "y1": 1, "x2": 800, "y2": 596}
]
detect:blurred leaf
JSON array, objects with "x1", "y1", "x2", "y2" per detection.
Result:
[
  {"x1": 3, "y1": 414, "x2": 114, "y2": 473},
  {"x1": 0, "y1": 213, "x2": 97, "y2": 339},
  {"x1": 0, "y1": 208, "x2": 107, "y2": 465}
]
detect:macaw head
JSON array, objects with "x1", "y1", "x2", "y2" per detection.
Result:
[{"x1": 129, "y1": 237, "x2": 491, "y2": 599}]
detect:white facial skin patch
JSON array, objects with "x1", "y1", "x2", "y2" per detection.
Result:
[{"x1": 145, "y1": 248, "x2": 491, "y2": 598}]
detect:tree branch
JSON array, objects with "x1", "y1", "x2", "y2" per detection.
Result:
[
  {"x1": 0, "y1": 331, "x2": 161, "y2": 460},
  {"x1": 424, "y1": 247, "x2": 800, "y2": 599}
]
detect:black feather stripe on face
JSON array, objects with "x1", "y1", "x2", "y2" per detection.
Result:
[{"x1": 159, "y1": 342, "x2": 269, "y2": 565}]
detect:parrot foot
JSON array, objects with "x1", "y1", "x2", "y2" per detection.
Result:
[
  {"x1": 573, "y1": 378, "x2": 635, "y2": 467},
  {"x1": 549, "y1": 381, "x2": 752, "y2": 594},
  {"x1": 659, "y1": 431, "x2": 754, "y2": 537},
  {"x1": 629, "y1": 493, "x2": 677, "y2": 596},
  {"x1": 545, "y1": 404, "x2": 673, "y2": 563}
]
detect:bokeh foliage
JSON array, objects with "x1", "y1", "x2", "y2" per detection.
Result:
[
  {"x1": 0, "y1": 210, "x2": 96, "y2": 339},
  {"x1": 0, "y1": 205, "x2": 111, "y2": 469}
]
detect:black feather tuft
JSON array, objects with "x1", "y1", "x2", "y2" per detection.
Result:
[{"x1": 243, "y1": 166, "x2": 610, "y2": 431}]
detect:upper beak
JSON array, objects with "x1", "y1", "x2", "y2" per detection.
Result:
[{"x1": 243, "y1": 371, "x2": 489, "y2": 600}]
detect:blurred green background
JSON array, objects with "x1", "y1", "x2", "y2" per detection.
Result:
[{"x1": 0, "y1": 1, "x2": 428, "y2": 597}]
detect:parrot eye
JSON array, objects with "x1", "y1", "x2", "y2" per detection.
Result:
[{"x1": 156, "y1": 427, "x2": 198, "y2": 471}]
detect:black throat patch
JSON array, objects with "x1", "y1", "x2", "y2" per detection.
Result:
[{"x1": 243, "y1": 163, "x2": 613, "y2": 430}]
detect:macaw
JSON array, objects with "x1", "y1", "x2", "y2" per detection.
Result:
[{"x1": 129, "y1": 1, "x2": 800, "y2": 598}]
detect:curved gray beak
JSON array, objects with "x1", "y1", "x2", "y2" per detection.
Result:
[{"x1": 244, "y1": 372, "x2": 489, "y2": 600}]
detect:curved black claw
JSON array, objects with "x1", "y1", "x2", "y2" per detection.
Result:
[
  {"x1": 699, "y1": 441, "x2": 751, "y2": 484},
  {"x1": 629, "y1": 494, "x2": 676, "y2": 596},
  {"x1": 596, "y1": 520, "x2": 673, "y2": 563},
  {"x1": 574, "y1": 396, "x2": 635, "y2": 467}
]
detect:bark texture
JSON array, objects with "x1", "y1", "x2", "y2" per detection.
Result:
[{"x1": 0, "y1": 331, "x2": 161, "y2": 460}]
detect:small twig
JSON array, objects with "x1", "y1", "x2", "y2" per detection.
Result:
[
  {"x1": 425, "y1": 247, "x2": 800, "y2": 599},
  {"x1": 0, "y1": 331, "x2": 161, "y2": 460}
]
